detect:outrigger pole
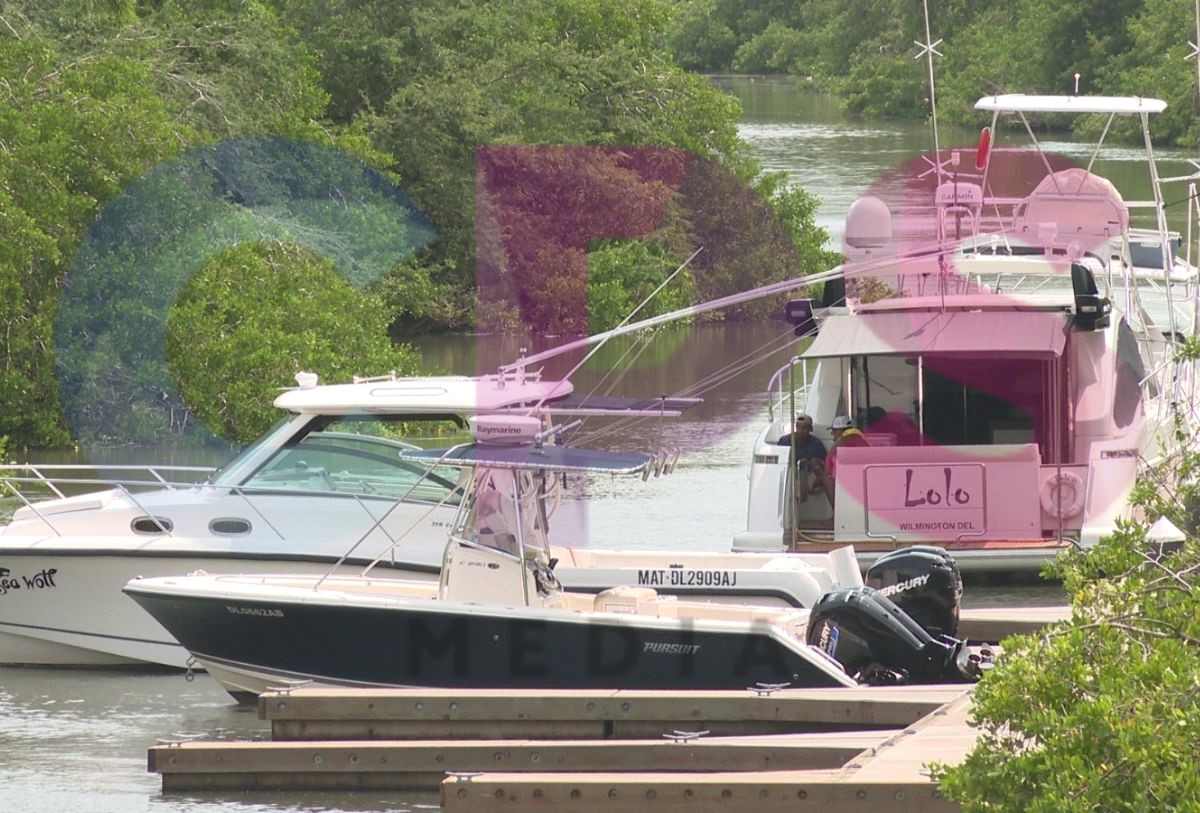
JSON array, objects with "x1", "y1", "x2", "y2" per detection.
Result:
[
  {"x1": 501, "y1": 248, "x2": 900, "y2": 377},
  {"x1": 501, "y1": 239, "x2": 969, "y2": 380}
]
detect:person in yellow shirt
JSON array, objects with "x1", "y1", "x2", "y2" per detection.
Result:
[{"x1": 821, "y1": 415, "x2": 870, "y2": 503}]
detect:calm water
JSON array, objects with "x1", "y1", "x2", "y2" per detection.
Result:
[{"x1": 1, "y1": 78, "x2": 1095, "y2": 811}]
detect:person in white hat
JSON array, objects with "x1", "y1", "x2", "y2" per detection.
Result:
[{"x1": 823, "y1": 415, "x2": 870, "y2": 502}]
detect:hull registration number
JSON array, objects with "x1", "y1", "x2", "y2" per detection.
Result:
[{"x1": 636, "y1": 569, "x2": 738, "y2": 588}]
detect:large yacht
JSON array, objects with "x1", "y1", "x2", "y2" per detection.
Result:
[{"x1": 736, "y1": 95, "x2": 1197, "y2": 571}]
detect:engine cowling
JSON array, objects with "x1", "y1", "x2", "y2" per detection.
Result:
[
  {"x1": 806, "y1": 585, "x2": 986, "y2": 684},
  {"x1": 864, "y1": 545, "x2": 962, "y2": 639}
]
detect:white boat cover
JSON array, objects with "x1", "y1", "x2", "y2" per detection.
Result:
[
  {"x1": 1023, "y1": 167, "x2": 1129, "y2": 230},
  {"x1": 803, "y1": 310, "x2": 1069, "y2": 359}
]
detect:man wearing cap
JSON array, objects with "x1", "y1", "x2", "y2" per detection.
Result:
[
  {"x1": 823, "y1": 415, "x2": 870, "y2": 503},
  {"x1": 776, "y1": 414, "x2": 827, "y2": 469}
]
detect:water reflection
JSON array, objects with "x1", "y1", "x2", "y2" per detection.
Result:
[{"x1": 0, "y1": 667, "x2": 435, "y2": 813}]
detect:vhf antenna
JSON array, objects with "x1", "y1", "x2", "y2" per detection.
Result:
[{"x1": 914, "y1": 0, "x2": 944, "y2": 184}]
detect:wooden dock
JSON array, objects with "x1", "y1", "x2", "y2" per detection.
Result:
[
  {"x1": 148, "y1": 606, "x2": 1064, "y2": 808},
  {"x1": 151, "y1": 686, "x2": 971, "y2": 802},
  {"x1": 441, "y1": 692, "x2": 974, "y2": 812}
]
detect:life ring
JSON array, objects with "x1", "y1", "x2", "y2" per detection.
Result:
[{"x1": 1040, "y1": 471, "x2": 1085, "y2": 520}]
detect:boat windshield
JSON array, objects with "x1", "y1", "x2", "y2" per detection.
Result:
[
  {"x1": 205, "y1": 415, "x2": 301, "y2": 486},
  {"x1": 454, "y1": 467, "x2": 552, "y2": 559},
  {"x1": 237, "y1": 415, "x2": 465, "y2": 505}
]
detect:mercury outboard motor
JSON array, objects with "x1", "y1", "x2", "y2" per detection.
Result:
[
  {"x1": 806, "y1": 586, "x2": 987, "y2": 684},
  {"x1": 865, "y1": 546, "x2": 962, "y2": 639}
]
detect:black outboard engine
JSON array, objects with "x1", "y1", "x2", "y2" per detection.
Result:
[
  {"x1": 806, "y1": 586, "x2": 986, "y2": 685},
  {"x1": 865, "y1": 546, "x2": 962, "y2": 639}
]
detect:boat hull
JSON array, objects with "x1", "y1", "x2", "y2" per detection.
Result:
[
  {"x1": 124, "y1": 584, "x2": 852, "y2": 697},
  {"x1": 0, "y1": 550, "x2": 438, "y2": 668},
  {"x1": 0, "y1": 541, "x2": 865, "y2": 668}
]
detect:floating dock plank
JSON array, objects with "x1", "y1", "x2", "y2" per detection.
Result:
[
  {"x1": 438, "y1": 694, "x2": 976, "y2": 813},
  {"x1": 259, "y1": 686, "x2": 966, "y2": 741},
  {"x1": 442, "y1": 771, "x2": 953, "y2": 813},
  {"x1": 150, "y1": 732, "x2": 889, "y2": 792}
]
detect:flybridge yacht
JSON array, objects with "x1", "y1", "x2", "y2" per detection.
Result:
[
  {"x1": 0, "y1": 371, "x2": 858, "y2": 669},
  {"x1": 125, "y1": 417, "x2": 987, "y2": 700},
  {"x1": 737, "y1": 95, "x2": 1198, "y2": 571}
]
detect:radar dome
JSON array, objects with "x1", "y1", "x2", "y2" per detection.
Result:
[{"x1": 844, "y1": 196, "x2": 893, "y2": 253}]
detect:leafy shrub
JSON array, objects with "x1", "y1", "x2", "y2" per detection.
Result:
[{"x1": 167, "y1": 241, "x2": 420, "y2": 443}]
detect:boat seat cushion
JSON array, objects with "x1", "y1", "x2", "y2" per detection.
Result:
[{"x1": 594, "y1": 585, "x2": 658, "y2": 614}]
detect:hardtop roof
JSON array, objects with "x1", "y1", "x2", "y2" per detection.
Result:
[{"x1": 975, "y1": 94, "x2": 1167, "y2": 115}]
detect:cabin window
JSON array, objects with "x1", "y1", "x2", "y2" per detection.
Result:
[
  {"x1": 916, "y1": 358, "x2": 1046, "y2": 451},
  {"x1": 848, "y1": 355, "x2": 919, "y2": 444},
  {"x1": 131, "y1": 516, "x2": 173, "y2": 534},
  {"x1": 241, "y1": 415, "x2": 464, "y2": 504},
  {"x1": 845, "y1": 354, "x2": 1051, "y2": 455},
  {"x1": 209, "y1": 518, "x2": 252, "y2": 536}
]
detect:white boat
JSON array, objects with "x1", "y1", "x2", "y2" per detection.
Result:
[
  {"x1": 124, "y1": 417, "x2": 984, "y2": 700},
  {"x1": 0, "y1": 372, "x2": 858, "y2": 668},
  {"x1": 735, "y1": 94, "x2": 1198, "y2": 571}
]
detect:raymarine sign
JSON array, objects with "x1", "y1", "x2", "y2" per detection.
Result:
[{"x1": 469, "y1": 414, "x2": 542, "y2": 445}]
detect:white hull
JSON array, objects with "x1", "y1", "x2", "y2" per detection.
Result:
[
  {"x1": 554, "y1": 546, "x2": 862, "y2": 607},
  {"x1": 0, "y1": 551, "x2": 439, "y2": 668},
  {"x1": 199, "y1": 656, "x2": 333, "y2": 701},
  {"x1": 0, "y1": 630, "x2": 149, "y2": 667}
]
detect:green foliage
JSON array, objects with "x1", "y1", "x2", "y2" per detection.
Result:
[
  {"x1": 933, "y1": 410, "x2": 1200, "y2": 810},
  {"x1": 586, "y1": 240, "x2": 696, "y2": 332},
  {"x1": 167, "y1": 242, "x2": 420, "y2": 443},
  {"x1": 666, "y1": 0, "x2": 1200, "y2": 145},
  {"x1": 0, "y1": 20, "x2": 187, "y2": 448},
  {"x1": 731, "y1": 21, "x2": 806, "y2": 75},
  {"x1": 276, "y1": 0, "x2": 772, "y2": 322},
  {"x1": 1, "y1": 0, "x2": 840, "y2": 446},
  {"x1": 0, "y1": 1, "x2": 342, "y2": 446},
  {"x1": 665, "y1": 0, "x2": 737, "y2": 72},
  {"x1": 673, "y1": 164, "x2": 840, "y2": 320}
]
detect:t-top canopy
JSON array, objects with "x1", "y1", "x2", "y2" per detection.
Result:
[
  {"x1": 975, "y1": 95, "x2": 1166, "y2": 115},
  {"x1": 802, "y1": 310, "x2": 1069, "y2": 359},
  {"x1": 401, "y1": 444, "x2": 652, "y2": 475}
]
